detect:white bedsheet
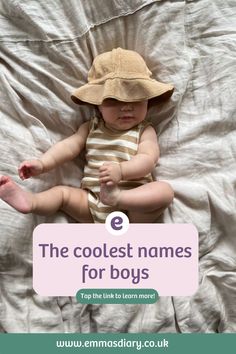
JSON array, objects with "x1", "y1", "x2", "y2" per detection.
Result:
[{"x1": 0, "y1": 0, "x2": 236, "y2": 333}]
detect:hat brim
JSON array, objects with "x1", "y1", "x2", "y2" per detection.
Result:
[{"x1": 71, "y1": 78, "x2": 174, "y2": 106}]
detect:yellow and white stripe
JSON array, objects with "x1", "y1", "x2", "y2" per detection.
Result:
[{"x1": 81, "y1": 117, "x2": 153, "y2": 223}]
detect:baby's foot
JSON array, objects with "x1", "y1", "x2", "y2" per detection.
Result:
[
  {"x1": 100, "y1": 182, "x2": 121, "y2": 206},
  {"x1": 0, "y1": 175, "x2": 33, "y2": 214}
]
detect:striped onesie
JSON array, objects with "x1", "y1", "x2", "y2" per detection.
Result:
[{"x1": 81, "y1": 117, "x2": 153, "y2": 223}]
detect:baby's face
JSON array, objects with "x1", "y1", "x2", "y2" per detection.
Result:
[{"x1": 98, "y1": 99, "x2": 148, "y2": 131}]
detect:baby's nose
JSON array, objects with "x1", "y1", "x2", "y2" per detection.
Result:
[{"x1": 120, "y1": 102, "x2": 134, "y2": 111}]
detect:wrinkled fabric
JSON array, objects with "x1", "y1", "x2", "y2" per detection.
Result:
[{"x1": 0, "y1": 0, "x2": 236, "y2": 333}]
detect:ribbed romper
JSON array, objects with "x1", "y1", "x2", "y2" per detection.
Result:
[{"x1": 81, "y1": 117, "x2": 153, "y2": 223}]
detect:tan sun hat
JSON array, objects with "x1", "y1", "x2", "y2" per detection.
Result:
[{"x1": 71, "y1": 48, "x2": 174, "y2": 106}]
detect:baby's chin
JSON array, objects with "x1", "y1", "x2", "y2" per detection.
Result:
[{"x1": 106, "y1": 118, "x2": 144, "y2": 131}]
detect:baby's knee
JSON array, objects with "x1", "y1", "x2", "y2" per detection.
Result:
[
  {"x1": 160, "y1": 181, "x2": 174, "y2": 206},
  {"x1": 53, "y1": 185, "x2": 72, "y2": 208}
]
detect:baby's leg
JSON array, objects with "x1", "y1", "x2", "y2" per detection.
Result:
[
  {"x1": 100, "y1": 181, "x2": 174, "y2": 222},
  {"x1": 128, "y1": 207, "x2": 167, "y2": 223},
  {"x1": 0, "y1": 175, "x2": 92, "y2": 222}
]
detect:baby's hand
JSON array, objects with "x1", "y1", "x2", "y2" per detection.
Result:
[
  {"x1": 99, "y1": 162, "x2": 122, "y2": 186},
  {"x1": 18, "y1": 159, "x2": 44, "y2": 180}
]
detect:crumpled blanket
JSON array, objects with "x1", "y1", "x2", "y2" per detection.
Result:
[{"x1": 0, "y1": 0, "x2": 236, "y2": 333}]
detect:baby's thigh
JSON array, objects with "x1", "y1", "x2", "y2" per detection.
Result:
[
  {"x1": 61, "y1": 187, "x2": 93, "y2": 223},
  {"x1": 128, "y1": 208, "x2": 166, "y2": 223}
]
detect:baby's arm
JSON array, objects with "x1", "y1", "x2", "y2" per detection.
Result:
[
  {"x1": 99, "y1": 125, "x2": 159, "y2": 185},
  {"x1": 120, "y1": 125, "x2": 159, "y2": 180},
  {"x1": 19, "y1": 122, "x2": 90, "y2": 180}
]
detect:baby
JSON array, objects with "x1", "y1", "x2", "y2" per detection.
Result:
[{"x1": 0, "y1": 48, "x2": 174, "y2": 223}]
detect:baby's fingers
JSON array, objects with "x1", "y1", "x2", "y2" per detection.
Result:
[
  {"x1": 99, "y1": 176, "x2": 111, "y2": 183},
  {"x1": 99, "y1": 170, "x2": 109, "y2": 178},
  {"x1": 99, "y1": 165, "x2": 108, "y2": 173},
  {"x1": 18, "y1": 162, "x2": 32, "y2": 180}
]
